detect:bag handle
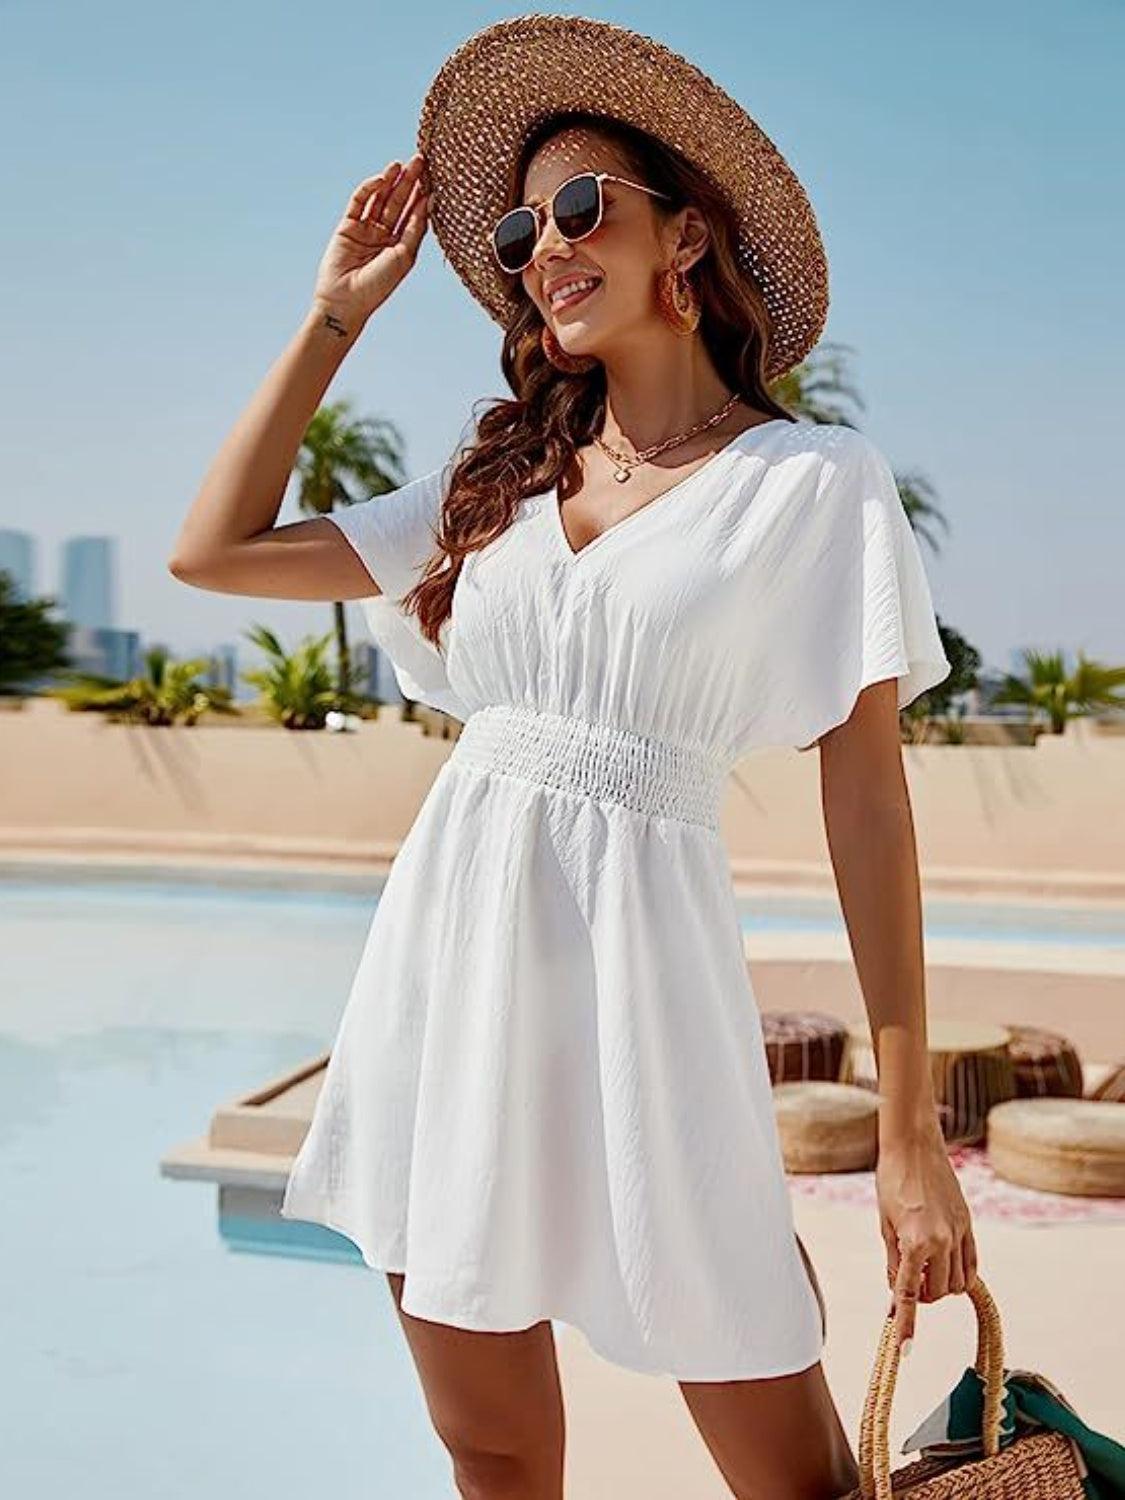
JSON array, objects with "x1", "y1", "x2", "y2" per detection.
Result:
[{"x1": 857, "y1": 1277, "x2": 1006, "y2": 1500}]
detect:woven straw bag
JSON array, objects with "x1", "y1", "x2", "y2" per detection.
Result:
[{"x1": 840, "y1": 1277, "x2": 1085, "y2": 1498}]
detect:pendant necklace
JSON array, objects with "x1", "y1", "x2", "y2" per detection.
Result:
[{"x1": 592, "y1": 392, "x2": 743, "y2": 483}]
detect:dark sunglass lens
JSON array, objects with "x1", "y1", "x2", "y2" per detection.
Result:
[
  {"x1": 494, "y1": 208, "x2": 537, "y2": 271},
  {"x1": 553, "y1": 174, "x2": 600, "y2": 240}
]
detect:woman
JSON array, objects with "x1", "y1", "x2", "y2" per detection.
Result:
[{"x1": 170, "y1": 17, "x2": 978, "y2": 1499}]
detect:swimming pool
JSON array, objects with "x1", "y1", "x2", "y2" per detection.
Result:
[
  {"x1": 1, "y1": 869, "x2": 454, "y2": 1500},
  {"x1": 736, "y1": 888, "x2": 1125, "y2": 949},
  {"x1": 3, "y1": 863, "x2": 1121, "y2": 1497}
]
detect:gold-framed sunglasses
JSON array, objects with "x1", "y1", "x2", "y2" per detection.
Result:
[{"x1": 491, "y1": 170, "x2": 672, "y2": 275}]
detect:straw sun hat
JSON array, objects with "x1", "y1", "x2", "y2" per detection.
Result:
[{"x1": 417, "y1": 14, "x2": 829, "y2": 382}]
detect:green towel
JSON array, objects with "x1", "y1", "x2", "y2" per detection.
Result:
[{"x1": 899, "y1": 1365, "x2": 1125, "y2": 1499}]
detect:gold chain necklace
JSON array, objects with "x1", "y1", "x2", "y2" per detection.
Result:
[{"x1": 592, "y1": 393, "x2": 743, "y2": 483}]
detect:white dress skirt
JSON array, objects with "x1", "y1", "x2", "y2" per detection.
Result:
[{"x1": 279, "y1": 417, "x2": 952, "y2": 1379}]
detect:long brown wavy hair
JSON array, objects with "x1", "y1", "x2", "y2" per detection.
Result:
[{"x1": 404, "y1": 108, "x2": 797, "y2": 650}]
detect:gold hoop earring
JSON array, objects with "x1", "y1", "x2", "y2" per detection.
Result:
[
  {"x1": 540, "y1": 324, "x2": 599, "y2": 374},
  {"x1": 656, "y1": 264, "x2": 701, "y2": 335}
]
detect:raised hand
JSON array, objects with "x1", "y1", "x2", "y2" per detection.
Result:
[{"x1": 311, "y1": 152, "x2": 431, "y2": 327}]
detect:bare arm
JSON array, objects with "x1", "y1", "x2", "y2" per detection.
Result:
[
  {"x1": 168, "y1": 153, "x2": 431, "y2": 602},
  {"x1": 168, "y1": 307, "x2": 380, "y2": 601},
  {"x1": 819, "y1": 677, "x2": 977, "y2": 1343},
  {"x1": 818, "y1": 678, "x2": 941, "y2": 1147}
]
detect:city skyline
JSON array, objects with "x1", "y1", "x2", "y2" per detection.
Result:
[{"x1": 1, "y1": 523, "x2": 400, "y2": 701}]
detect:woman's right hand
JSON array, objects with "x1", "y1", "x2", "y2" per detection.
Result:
[{"x1": 310, "y1": 153, "x2": 430, "y2": 327}]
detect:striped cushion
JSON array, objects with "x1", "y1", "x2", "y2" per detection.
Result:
[
  {"x1": 1089, "y1": 1063, "x2": 1125, "y2": 1103},
  {"x1": 761, "y1": 1010, "x2": 848, "y2": 1084},
  {"x1": 1005, "y1": 1023, "x2": 1084, "y2": 1099}
]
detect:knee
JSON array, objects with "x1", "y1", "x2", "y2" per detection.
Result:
[{"x1": 448, "y1": 1440, "x2": 563, "y2": 1499}]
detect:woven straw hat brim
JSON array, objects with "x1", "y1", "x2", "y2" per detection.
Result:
[{"x1": 417, "y1": 14, "x2": 829, "y2": 383}]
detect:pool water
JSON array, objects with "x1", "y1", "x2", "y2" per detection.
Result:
[
  {"x1": 1, "y1": 873, "x2": 453, "y2": 1500},
  {"x1": 736, "y1": 890, "x2": 1125, "y2": 948}
]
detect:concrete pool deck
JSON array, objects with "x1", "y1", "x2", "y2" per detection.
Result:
[
  {"x1": 161, "y1": 1048, "x2": 1124, "y2": 1498},
  {"x1": 552, "y1": 1191, "x2": 1125, "y2": 1498}
]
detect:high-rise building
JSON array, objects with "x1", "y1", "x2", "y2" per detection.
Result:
[
  {"x1": 204, "y1": 643, "x2": 239, "y2": 695},
  {"x1": 61, "y1": 536, "x2": 115, "y2": 628},
  {"x1": 0, "y1": 529, "x2": 36, "y2": 599},
  {"x1": 67, "y1": 626, "x2": 141, "y2": 681},
  {"x1": 351, "y1": 641, "x2": 379, "y2": 698},
  {"x1": 351, "y1": 641, "x2": 402, "y2": 703}
]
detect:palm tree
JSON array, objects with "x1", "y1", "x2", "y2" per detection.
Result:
[
  {"x1": 771, "y1": 338, "x2": 868, "y2": 429},
  {"x1": 993, "y1": 649, "x2": 1125, "y2": 734},
  {"x1": 241, "y1": 623, "x2": 368, "y2": 730},
  {"x1": 775, "y1": 344, "x2": 967, "y2": 736},
  {"x1": 51, "y1": 645, "x2": 235, "y2": 725},
  {"x1": 775, "y1": 342, "x2": 950, "y2": 554},
  {"x1": 886, "y1": 469, "x2": 951, "y2": 556},
  {"x1": 295, "y1": 398, "x2": 409, "y2": 693}
]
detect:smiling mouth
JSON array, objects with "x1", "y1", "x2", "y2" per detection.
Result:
[{"x1": 549, "y1": 279, "x2": 603, "y2": 314}]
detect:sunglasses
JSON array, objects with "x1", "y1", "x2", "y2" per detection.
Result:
[{"x1": 491, "y1": 170, "x2": 672, "y2": 275}]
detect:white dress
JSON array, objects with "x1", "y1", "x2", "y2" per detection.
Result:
[{"x1": 279, "y1": 417, "x2": 952, "y2": 1379}]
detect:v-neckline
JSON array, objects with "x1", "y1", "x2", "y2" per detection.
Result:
[{"x1": 550, "y1": 417, "x2": 790, "y2": 563}]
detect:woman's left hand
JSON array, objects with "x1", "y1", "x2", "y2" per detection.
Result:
[{"x1": 876, "y1": 1125, "x2": 979, "y2": 1353}]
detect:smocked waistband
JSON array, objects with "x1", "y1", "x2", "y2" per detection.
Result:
[{"x1": 448, "y1": 704, "x2": 726, "y2": 830}]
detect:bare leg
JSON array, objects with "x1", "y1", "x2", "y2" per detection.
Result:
[
  {"x1": 678, "y1": 1359, "x2": 860, "y2": 1500},
  {"x1": 385, "y1": 1271, "x2": 567, "y2": 1500}
]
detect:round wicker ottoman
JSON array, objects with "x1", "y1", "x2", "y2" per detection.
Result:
[
  {"x1": 1005, "y1": 1022, "x2": 1084, "y2": 1098},
  {"x1": 1088, "y1": 1062, "x2": 1125, "y2": 1103},
  {"x1": 760, "y1": 1010, "x2": 848, "y2": 1083},
  {"x1": 841, "y1": 1018, "x2": 1016, "y2": 1146},
  {"x1": 773, "y1": 1081, "x2": 880, "y2": 1173},
  {"x1": 987, "y1": 1097, "x2": 1125, "y2": 1197}
]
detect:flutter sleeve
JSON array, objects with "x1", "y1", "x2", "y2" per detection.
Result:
[
  {"x1": 326, "y1": 458, "x2": 471, "y2": 723},
  {"x1": 746, "y1": 427, "x2": 952, "y2": 754}
]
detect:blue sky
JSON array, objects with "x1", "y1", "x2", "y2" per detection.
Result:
[{"x1": 3, "y1": 0, "x2": 1121, "y2": 672}]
